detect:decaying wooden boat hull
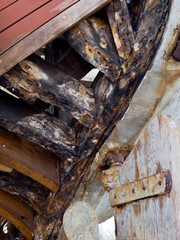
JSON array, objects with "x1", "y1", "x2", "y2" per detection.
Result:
[{"x1": 0, "y1": 0, "x2": 179, "y2": 239}]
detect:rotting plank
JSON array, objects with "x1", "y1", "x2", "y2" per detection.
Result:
[
  {"x1": 0, "y1": 189, "x2": 34, "y2": 240},
  {"x1": 65, "y1": 16, "x2": 121, "y2": 81},
  {"x1": 0, "y1": 0, "x2": 112, "y2": 76},
  {"x1": 0, "y1": 128, "x2": 59, "y2": 192},
  {"x1": 0, "y1": 54, "x2": 96, "y2": 127},
  {"x1": 0, "y1": 89, "x2": 76, "y2": 160},
  {"x1": 107, "y1": 0, "x2": 135, "y2": 72}
]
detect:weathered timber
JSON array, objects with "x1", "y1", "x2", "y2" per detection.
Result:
[
  {"x1": 65, "y1": 16, "x2": 121, "y2": 81},
  {"x1": 113, "y1": 115, "x2": 180, "y2": 240},
  {"x1": 0, "y1": 90, "x2": 76, "y2": 159},
  {"x1": 0, "y1": 128, "x2": 59, "y2": 192},
  {"x1": 63, "y1": 202, "x2": 99, "y2": 240},
  {"x1": 0, "y1": 189, "x2": 34, "y2": 240},
  {"x1": 0, "y1": 170, "x2": 49, "y2": 214},
  {"x1": 0, "y1": 54, "x2": 96, "y2": 127},
  {"x1": 0, "y1": 0, "x2": 112, "y2": 76},
  {"x1": 127, "y1": 0, "x2": 144, "y2": 32},
  {"x1": 107, "y1": 0, "x2": 135, "y2": 72},
  {"x1": 96, "y1": 0, "x2": 171, "y2": 129},
  {"x1": 92, "y1": 72, "x2": 113, "y2": 113},
  {"x1": 32, "y1": 2, "x2": 171, "y2": 238}
]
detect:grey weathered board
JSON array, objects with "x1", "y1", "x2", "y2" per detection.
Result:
[
  {"x1": 112, "y1": 115, "x2": 180, "y2": 239},
  {"x1": 63, "y1": 201, "x2": 99, "y2": 240}
]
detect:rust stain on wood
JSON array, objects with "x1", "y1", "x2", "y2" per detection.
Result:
[
  {"x1": 133, "y1": 203, "x2": 141, "y2": 217},
  {"x1": 134, "y1": 148, "x2": 140, "y2": 180}
]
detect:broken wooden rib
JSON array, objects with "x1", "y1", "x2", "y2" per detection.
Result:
[
  {"x1": 0, "y1": 0, "x2": 112, "y2": 76},
  {"x1": 107, "y1": 0, "x2": 135, "y2": 71},
  {"x1": 65, "y1": 16, "x2": 121, "y2": 81},
  {"x1": 0, "y1": 128, "x2": 59, "y2": 192},
  {"x1": 0, "y1": 189, "x2": 34, "y2": 240},
  {"x1": 0, "y1": 54, "x2": 96, "y2": 127},
  {"x1": 40, "y1": 0, "x2": 171, "y2": 227},
  {"x1": 0, "y1": 90, "x2": 76, "y2": 159},
  {"x1": 95, "y1": 0, "x2": 171, "y2": 129}
]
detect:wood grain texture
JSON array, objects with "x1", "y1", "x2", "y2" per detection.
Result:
[
  {"x1": 107, "y1": 0, "x2": 135, "y2": 72},
  {"x1": 0, "y1": 0, "x2": 112, "y2": 76},
  {"x1": 114, "y1": 115, "x2": 180, "y2": 240},
  {"x1": 66, "y1": 16, "x2": 121, "y2": 81},
  {"x1": 0, "y1": 0, "x2": 49, "y2": 32},
  {"x1": 33, "y1": 2, "x2": 171, "y2": 238},
  {"x1": 0, "y1": 128, "x2": 59, "y2": 192},
  {"x1": 1, "y1": 54, "x2": 96, "y2": 127},
  {"x1": 63, "y1": 202, "x2": 99, "y2": 240},
  {"x1": 0, "y1": 163, "x2": 12, "y2": 172},
  {"x1": 0, "y1": 170, "x2": 50, "y2": 214},
  {"x1": 0, "y1": 0, "x2": 78, "y2": 54},
  {"x1": 0, "y1": 189, "x2": 34, "y2": 240},
  {"x1": 0, "y1": 90, "x2": 76, "y2": 160}
]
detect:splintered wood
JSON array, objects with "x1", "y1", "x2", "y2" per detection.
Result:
[{"x1": 0, "y1": 0, "x2": 173, "y2": 239}]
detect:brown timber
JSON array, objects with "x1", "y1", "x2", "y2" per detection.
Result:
[
  {"x1": 0, "y1": 189, "x2": 34, "y2": 240},
  {"x1": 0, "y1": 128, "x2": 59, "y2": 192}
]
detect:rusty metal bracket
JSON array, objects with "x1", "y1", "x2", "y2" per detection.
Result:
[{"x1": 108, "y1": 170, "x2": 172, "y2": 208}]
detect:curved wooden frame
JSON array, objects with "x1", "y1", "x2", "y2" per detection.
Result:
[
  {"x1": 0, "y1": 128, "x2": 59, "y2": 192},
  {"x1": 0, "y1": 189, "x2": 34, "y2": 240}
]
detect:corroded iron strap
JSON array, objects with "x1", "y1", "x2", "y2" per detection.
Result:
[{"x1": 109, "y1": 170, "x2": 172, "y2": 207}]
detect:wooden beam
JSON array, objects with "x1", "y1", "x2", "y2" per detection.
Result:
[
  {"x1": 0, "y1": 128, "x2": 59, "y2": 192},
  {"x1": 107, "y1": 0, "x2": 135, "y2": 72},
  {"x1": 65, "y1": 16, "x2": 121, "y2": 81},
  {"x1": 0, "y1": 189, "x2": 34, "y2": 240},
  {"x1": 0, "y1": 163, "x2": 12, "y2": 172},
  {"x1": 38, "y1": 2, "x2": 171, "y2": 238},
  {"x1": 0, "y1": 170, "x2": 49, "y2": 214},
  {"x1": 0, "y1": 0, "x2": 112, "y2": 76},
  {"x1": 0, "y1": 90, "x2": 76, "y2": 160},
  {"x1": 1, "y1": 54, "x2": 96, "y2": 127}
]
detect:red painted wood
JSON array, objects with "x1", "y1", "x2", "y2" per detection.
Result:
[
  {"x1": 0, "y1": 0, "x2": 17, "y2": 11},
  {"x1": 0, "y1": 0, "x2": 50, "y2": 32},
  {"x1": 0, "y1": 0, "x2": 78, "y2": 54}
]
